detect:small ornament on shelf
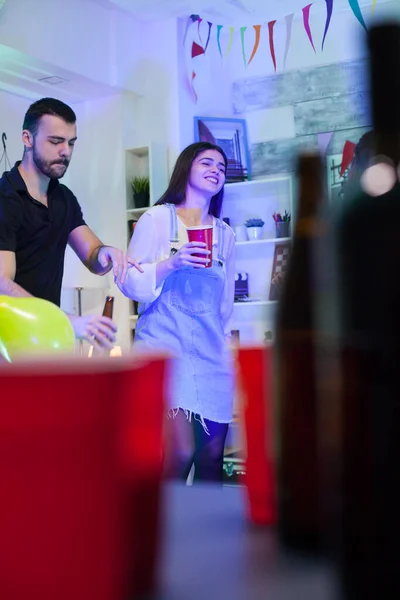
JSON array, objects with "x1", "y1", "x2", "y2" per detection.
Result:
[
  {"x1": 234, "y1": 272, "x2": 249, "y2": 301},
  {"x1": 244, "y1": 217, "x2": 265, "y2": 240},
  {"x1": 273, "y1": 211, "x2": 291, "y2": 238}
]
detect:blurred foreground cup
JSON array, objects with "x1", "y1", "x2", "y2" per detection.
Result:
[
  {"x1": 237, "y1": 346, "x2": 276, "y2": 526},
  {"x1": 0, "y1": 354, "x2": 167, "y2": 600}
]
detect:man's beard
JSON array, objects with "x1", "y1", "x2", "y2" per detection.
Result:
[{"x1": 32, "y1": 144, "x2": 69, "y2": 179}]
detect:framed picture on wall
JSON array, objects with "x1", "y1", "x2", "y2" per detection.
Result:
[
  {"x1": 326, "y1": 140, "x2": 356, "y2": 203},
  {"x1": 326, "y1": 153, "x2": 348, "y2": 203},
  {"x1": 194, "y1": 116, "x2": 251, "y2": 183}
]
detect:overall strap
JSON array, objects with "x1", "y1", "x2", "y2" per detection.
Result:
[
  {"x1": 167, "y1": 203, "x2": 179, "y2": 253},
  {"x1": 215, "y1": 218, "x2": 226, "y2": 264}
]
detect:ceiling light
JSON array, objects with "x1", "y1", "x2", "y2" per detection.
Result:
[{"x1": 38, "y1": 76, "x2": 69, "y2": 85}]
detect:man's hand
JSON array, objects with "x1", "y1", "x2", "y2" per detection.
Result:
[
  {"x1": 98, "y1": 246, "x2": 143, "y2": 284},
  {"x1": 68, "y1": 314, "x2": 117, "y2": 350}
]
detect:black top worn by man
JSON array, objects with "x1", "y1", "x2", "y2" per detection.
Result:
[
  {"x1": 0, "y1": 97, "x2": 142, "y2": 349},
  {"x1": 0, "y1": 161, "x2": 85, "y2": 306}
]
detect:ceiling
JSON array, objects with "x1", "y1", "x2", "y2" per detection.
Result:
[
  {"x1": 0, "y1": 45, "x2": 122, "y2": 103},
  {"x1": 88, "y1": 0, "x2": 385, "y2": 23}
]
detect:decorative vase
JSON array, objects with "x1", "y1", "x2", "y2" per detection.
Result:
[
  {"x1": 246, "y1": 226, "x2": 264, "y2": 240},
  {"x1": 133, "y1": 191, "x2": 150, "y2": 209}
]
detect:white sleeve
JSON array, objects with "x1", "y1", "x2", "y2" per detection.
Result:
[
  {"x1": 221, "y1": 228, "x2": 236, "y2": 338},
  {"x1": 117, "y1": 211, "x2": 168, "y2": 303}
]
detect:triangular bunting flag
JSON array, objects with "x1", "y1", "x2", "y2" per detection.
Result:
[
  {"x1": 340, "y1": 140, "x2": 357, "y2": 176},
  {"x1": 183, "y1": 14, "x2": 200, "y2": 46},
  {"x1": 302, "y1": 4, "x2": 316, "y2": 53},
  {"x1": 348, "y1": 0, "x2": 367, "y2": 29},
  {"x1": 268, "y1": 21, "x2": 277, "y2": 72},
  {"x1": 317, "y1": 131, "x2": 334, "y2": 155},
  {"x1": 322, "y1": 0, "x2": 333, "y2": 50},
  {"x1": 248, "y1": 25, "x2": 261, "y2": 65},
  {"x1": 240, "y1": 26, "x2": 247, "y2": 67},
  {"x1": 192, "y1": 41, "x2": 205, "y2": 58},
  {"x1": 284, "y1": 14, "x2": 294, "y2": 68}
]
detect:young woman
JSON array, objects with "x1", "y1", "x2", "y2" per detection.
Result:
[{"x1": 118, "y1": 142, "x2": 236, "y2": 483}]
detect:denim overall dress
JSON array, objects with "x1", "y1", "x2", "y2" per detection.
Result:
[{"x1": 134, "y1": 204, "x2": 235, "y2": 427}]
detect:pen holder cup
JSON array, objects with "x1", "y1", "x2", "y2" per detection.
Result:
[{"x1": 275, "y1": 221, "x2": 290, "y2": 238}]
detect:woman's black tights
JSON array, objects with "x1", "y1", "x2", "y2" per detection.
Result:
[{"x1": 166, "y1": 409, "x2": 229, "y2": 483}]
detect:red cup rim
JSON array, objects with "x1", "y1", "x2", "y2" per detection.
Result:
[{"x1": 186, "y1": 225, "x2": 213, "y2": 231}]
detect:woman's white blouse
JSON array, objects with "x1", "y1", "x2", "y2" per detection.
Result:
[{"x1": 118, "y1": 205, "x2": 236, "y2": 338}]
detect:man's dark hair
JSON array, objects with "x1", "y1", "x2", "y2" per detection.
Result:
[{"x1": 23, "y1": 97, "x2": 76, "y2": 136}]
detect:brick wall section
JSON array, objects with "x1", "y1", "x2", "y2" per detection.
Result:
[{"x1": 232, "y1": 59, "x2": 372, "y2": 176}]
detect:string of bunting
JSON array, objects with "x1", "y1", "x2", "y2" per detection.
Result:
[{"x1": 185, "y1": 0, "x2": 374, "y2": 76}]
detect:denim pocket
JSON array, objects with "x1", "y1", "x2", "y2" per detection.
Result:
[{"x1": 170, "y1": 268, "x2": 219, "y2": 316}]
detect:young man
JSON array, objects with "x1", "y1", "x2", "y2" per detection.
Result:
[{"x1": 0, "y1": 97, "x2": 142, "y2": 350}]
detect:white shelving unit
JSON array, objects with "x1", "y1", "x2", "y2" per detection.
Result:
[
  {"x1": 125, "y1": 143, "x2": 168, "y2": 209},
  {"x1": 222, "y1": 175, "x2": 294, "y2": 346},
  {"x1": 125, "y1": 143, "x2": 168, "y2": 341},
  {"x1": 235, "y1": 236, "x2": 291, "y2": 246},
  {"x1": 234, "y1": 300, "x2": 277, "y2": 306},
  {"x1": 126, "y1": 207, "x2": 148, "y2": 218}
]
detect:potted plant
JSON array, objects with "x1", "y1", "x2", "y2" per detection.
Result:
[
  {"x1": 244, "y1": 217, "x2": 265, "y2": 240},
  {"x1": 131, "y1": 176, "x2": 150, "y2": 208}
]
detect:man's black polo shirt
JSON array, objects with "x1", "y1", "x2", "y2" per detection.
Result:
[{"x1": 0, "y1": 162, "x2": 86, "y2": 306}]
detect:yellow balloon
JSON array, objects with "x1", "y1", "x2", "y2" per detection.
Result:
[{"x1": 0, "y1": 295, "x2": 75, "y2": 362}]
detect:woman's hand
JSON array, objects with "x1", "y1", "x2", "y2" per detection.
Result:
[
  {"x1": 97, "y1": 246, "x2": 143, "y2": 285},
  {"x1": 170, "y1": 242, "x2": 211, "y2": 269},
  {"x1": 155, "y1": 242, "x2": 211, "y2": 288}
]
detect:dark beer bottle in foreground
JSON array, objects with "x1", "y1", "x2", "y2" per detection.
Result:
[
  {"x1": 274, "y1": 152, "x2": 326, "y2": 555},
  {"x1": 333, "y1": 22, "x2": 400, "y2": 599}
]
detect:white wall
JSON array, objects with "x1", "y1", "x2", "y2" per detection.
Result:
[
  {"x1": 125, "y1": 18, "x2": 182, "y2": 173},
  {"x1": 0, "y1": 0, "x2": 112, "y2": 86},
  {"x1": 0, "y1": 91, "x2": 28, "y2": 166}
]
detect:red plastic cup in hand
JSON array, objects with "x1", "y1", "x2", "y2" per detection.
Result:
[{"x1": 186, "y1": 225, "x2": 213, "y2": 268}]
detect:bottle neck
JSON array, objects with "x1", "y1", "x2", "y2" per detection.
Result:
[
  {"x1": 295, "y1": 155, "x2": 324, "y2": 222},
  {"x1": 102, "y1": 296, "x2": 114, "y2": 319}
]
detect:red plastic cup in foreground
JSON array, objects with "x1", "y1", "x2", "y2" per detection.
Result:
[
  {"x1": 238, "y1": 346, "x2": 276, "y2": 525},
  {"x1": 187, "y1": 225, "x2": 213, "y2": 268},
  {"x1": 0, "y1": 355, "x2": 167, "y2": 600}
]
